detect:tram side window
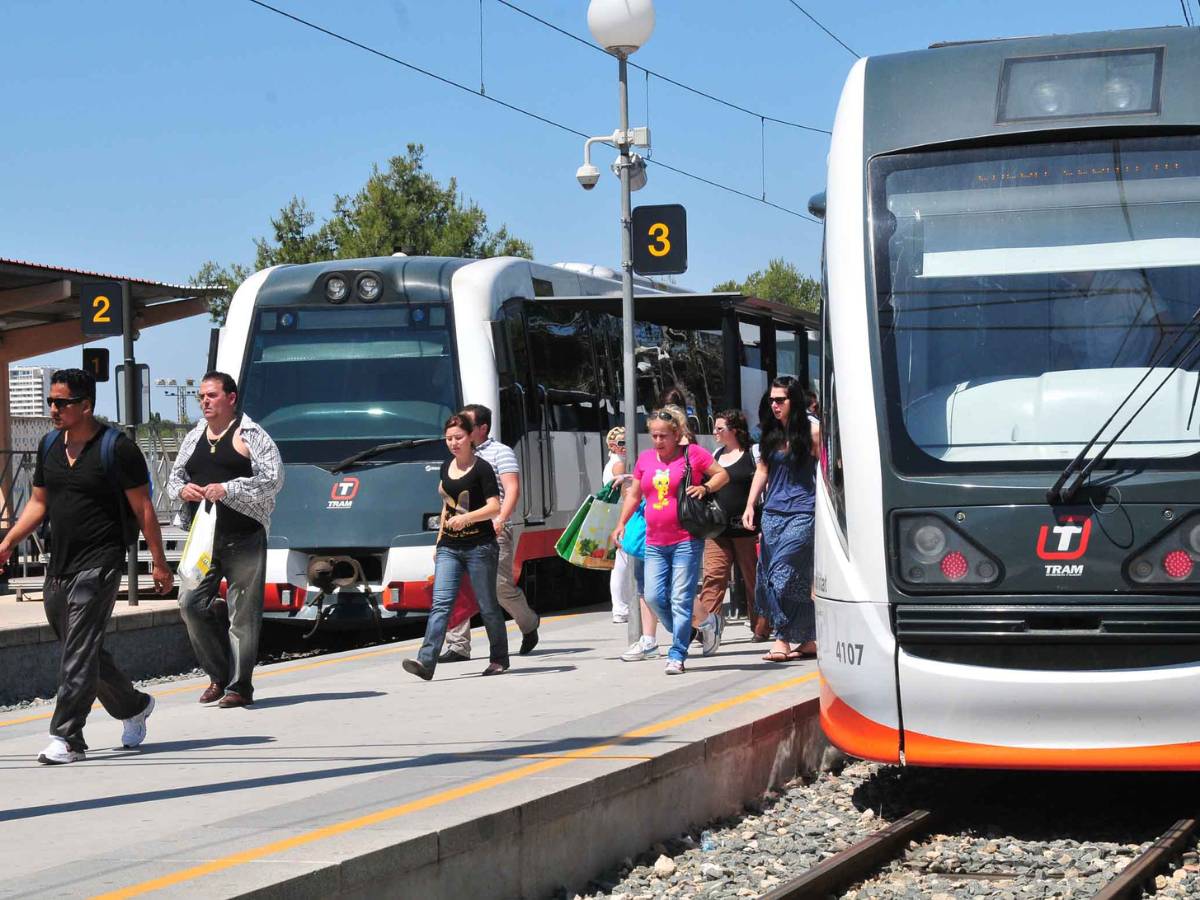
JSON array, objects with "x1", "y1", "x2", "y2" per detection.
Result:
[
  {"x1": 820, "y1": 254, "x2": 848, "y2": 539},
  {"x1": 526, "y1": 306, "x2": 603, "y2": 432}
]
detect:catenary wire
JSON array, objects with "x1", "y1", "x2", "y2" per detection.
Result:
[
  {"x1": 242, "y1": 0, "x2": 819, "y2": 223},
  {"x1": 1183, "y1": 0, "x2": 1194, "y2": 26},
  {"x1": 495, "y1": 0, "x2": 831, "y2": 135},
  {"x1": 782, "y1": 0, "x2": 860, "y2": 58}
]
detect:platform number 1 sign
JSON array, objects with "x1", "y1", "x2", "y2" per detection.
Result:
[
  {"x1": 631, "y1": 204, "x2": 687, "y2": 276},
  {"x1": 80, "y1": 281, "x2": 124, "y2": 337}
]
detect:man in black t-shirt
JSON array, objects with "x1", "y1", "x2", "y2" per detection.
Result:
[{"x1": 0, "y1": 369, "x2": 173, "y2": 764}]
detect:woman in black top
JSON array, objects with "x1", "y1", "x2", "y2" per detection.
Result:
[
  {"x1": 404, "y1": 414, "x2": 510, "y2": 679},
  {"x1": 695, "y1": 410, "x2": 770, "y2": 647}
]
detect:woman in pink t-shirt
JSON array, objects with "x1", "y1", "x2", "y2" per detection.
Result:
[{"x1": 612, "y1": 409, "x2": 728, "y2": 674}]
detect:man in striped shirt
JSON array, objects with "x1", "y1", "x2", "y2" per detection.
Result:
[{"x1": 441, "y1": 403, "x2": 540, "y2": 661}]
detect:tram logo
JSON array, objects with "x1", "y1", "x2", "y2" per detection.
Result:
[
  {"x1": 1036, "y1": 515, "x2": 1092, "y2": 563},
  {"x1": 328, "y1": 477, "x2": 360, "y2": 509}
]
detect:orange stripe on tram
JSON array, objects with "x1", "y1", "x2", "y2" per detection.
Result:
[{"x1": 821, "y1": 680, "x2": 1200, "y2": 771}]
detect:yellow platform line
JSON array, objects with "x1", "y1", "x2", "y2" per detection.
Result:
[
  {"x1": 91, "y1": 671, "x2": 819, "y2": 899},
  {"x1": 0, "y1": 613, "x2": 580, "y2": 729}
]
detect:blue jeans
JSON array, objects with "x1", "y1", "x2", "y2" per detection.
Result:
[
  {"x1": 644, "y1": 539, "x2": 703, "y2": 662},
  {"x1": 417, "y1": 541, "x2": 508, "y2": 672}
]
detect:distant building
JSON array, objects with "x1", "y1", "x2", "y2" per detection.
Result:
[{"x1": 9, "y1": 365, "x2": 56, "y2": 417}]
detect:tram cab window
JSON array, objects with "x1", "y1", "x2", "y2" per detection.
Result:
[
  {"x1": 874, "y1": 136, "x2": 1200, "y2": 470},
  {"x1": 820, "y1": 248, "x2": 847, "y2": 539},
  {"x1": 525, "y1": 305, "x2": 603, "y2": 432}
]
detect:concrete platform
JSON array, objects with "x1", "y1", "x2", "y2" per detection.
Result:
[
  {"x1": 0, "y1": 608, "x2": 825, "y2": 899},
  {"x1": 0, "y1": 592, "x2": 193, "y2": 705}
]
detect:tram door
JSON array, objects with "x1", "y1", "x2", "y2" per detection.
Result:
[{"x1": 496, "y1": 304, "x2": 548, "y2": 525}]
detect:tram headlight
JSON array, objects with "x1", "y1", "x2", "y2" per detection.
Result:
[
  {"x1": 895, "y1": 513, "x2": 1001, "y2": 590},
  {"x1": 1101, "y1": 77, "x2": 1138, "y2": 112},
  {"x1": 356, "y1": 273, "x2": 382, "y2": 303},
  {"x1": 911, "y1": 524, "x2": 947, "y2": 563},
  {"x1": 325, "y1": 274, "x2": 349, "y2": 304},
  {"x1": 1187, "y1": 522, "x2": 1200, "y2": 555},
  {"x1": 1031, "y1": 80, "x2": 1066, "y2": 115}
]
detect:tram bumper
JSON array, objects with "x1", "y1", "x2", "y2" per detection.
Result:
[{"x1": 895, "y1": 650, "x2": 1200, "y2": 770}]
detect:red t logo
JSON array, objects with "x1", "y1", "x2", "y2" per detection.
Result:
[
  {"x1": 1036, "y1": 516, "x2": 1091, "y2": 561},
  {"x1": 331, "y1": 477, "x2": 360, "y2": 500}
]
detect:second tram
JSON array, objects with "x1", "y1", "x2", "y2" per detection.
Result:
[{"x1": 215, "y1": 255, "x2": 814, "y2": 630}]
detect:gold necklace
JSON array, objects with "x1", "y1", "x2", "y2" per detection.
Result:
[{"x1": 206, "y1": 420, "x2": 235, "y2": 454}]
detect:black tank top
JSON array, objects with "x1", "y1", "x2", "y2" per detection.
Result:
[
  {"x1": 714, "y1": 446, "x2": 756, "y2": 537},
  {"x1": 185, "y1": 417, "x2": 261, "y2": 540}
]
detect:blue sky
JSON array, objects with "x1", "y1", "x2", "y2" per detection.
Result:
[{"x1": 4, "y1": 0, "x2": 1184, "y2": 418}]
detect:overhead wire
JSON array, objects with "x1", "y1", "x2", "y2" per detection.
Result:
[
  {"x1": 1183, "y1": 0, "x2": 1195, "y2": 26},
  {"x1": 781, "y1": 0, "x2": 860, "y2": 59},
  {"x1": 494, "y1": 0, "x2": 831, "y2": 135},
  {"x1": 242, "y1": 0, "x2": 819, "y2": 223}
]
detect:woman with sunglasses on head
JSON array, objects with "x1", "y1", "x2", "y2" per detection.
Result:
[
  {"x1": 403, "y1": 414, "x2": 510, "y2": 680},
  {"x1": 742, "y1": 376, "x2": 820, "y2": 662},
  {"x1": 695, "y1": 410, "x2": 771, "y2": 653},
  {"x1": 612, "y1": 409, "x2": 728, "y2": 674}
]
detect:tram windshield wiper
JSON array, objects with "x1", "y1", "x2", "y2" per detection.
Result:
[
  {"x1": 1048, "y1": 306, "x2": 1200, "y2": 504},
  {"x1": 330, "y1": 438, "x2": 442, "y2": 473}
]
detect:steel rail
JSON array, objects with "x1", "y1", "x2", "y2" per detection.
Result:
[
  {"x1": 761, "y1": 808, "x2": 939, "y2": 899},
  {"x1": 1093, "y1": 817, "x2": 1199, "y2": 900}
]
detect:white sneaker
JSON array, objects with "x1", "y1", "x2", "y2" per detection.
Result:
[
  {"x1": 664, "y1": 659, "x2": 685, "y2": 675},
  {"x1": 121, "y1": 695, "x2": 155, "y2": 748},
  {"x1": 37, "y1": 736, "x2": 85, "y2": 765},
  {"x1": 612, "y1": 613, "x2": 629, "y2": 624},
  {"x1": 621, "y1": 640, "x2": 659, "y2": 662},
  {"x1": 699, "y1": 614, "x2": 722, "y2": 656}
]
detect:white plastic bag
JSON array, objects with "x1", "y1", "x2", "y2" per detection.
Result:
[{"x1": 177, "y1": 501, "x2": 216, "y2": 592}]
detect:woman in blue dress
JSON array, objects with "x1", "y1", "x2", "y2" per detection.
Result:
[{"x1": 741, "y1": 376, "x2": 819, "y2": 662}]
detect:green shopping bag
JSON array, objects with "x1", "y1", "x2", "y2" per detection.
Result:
[{"x1": 555, "y1": 481, "x2": 621, "y2": 563}]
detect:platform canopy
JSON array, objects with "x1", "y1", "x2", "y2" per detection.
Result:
[{"x1": 0, "y1": 258, "x2": 221, "y2": 364}]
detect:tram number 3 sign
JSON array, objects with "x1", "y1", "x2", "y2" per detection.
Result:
[
  {"x1": 631, "y1": 204, "x2": 687, "y2": 276},
  {"x1": 80, "y1": 281, "x2": 124, "y2": 337}
]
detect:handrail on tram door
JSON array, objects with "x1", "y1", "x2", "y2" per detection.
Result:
[
  {"x1": 536, "y1": 384, "x2": 556, "y2": 518},
  {"x1": 510, "y1": 382, "x2": 535, "y2": 522}
]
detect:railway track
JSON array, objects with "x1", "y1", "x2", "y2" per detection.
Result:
[{"x1": 763, "y1": 809, "x2": 1200, "y2": 899}]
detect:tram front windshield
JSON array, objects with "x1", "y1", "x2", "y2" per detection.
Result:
[
  {"x1": 874, "y1": 137, "x2": 1200, "y2": 472},
  {"x1": 239, "y1": 305, "x2": 458, "y2": 465}
]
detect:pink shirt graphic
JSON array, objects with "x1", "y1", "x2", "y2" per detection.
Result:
[{"x1": 633, "y1": 445, "x2": 715, "y2": 546}]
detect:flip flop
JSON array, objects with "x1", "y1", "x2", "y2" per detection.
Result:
[
  {"x1": 784, "y1": 648, "x2": 814, "y2": 661},
  {"x1": 761, "y1": 650, "x2": 789, "y2": 662}
]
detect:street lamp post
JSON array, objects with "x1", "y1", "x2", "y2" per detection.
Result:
[{"x1": 586, "y1": 0, "x2": 655, "y2": 644}]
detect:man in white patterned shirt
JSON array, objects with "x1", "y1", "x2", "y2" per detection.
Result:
[
  {"x1": 441, "y1": 403, "x2": 540, "y2": 661},
  {"x1": 167, "y1": 372, "x2": 283, "y2": 707}
]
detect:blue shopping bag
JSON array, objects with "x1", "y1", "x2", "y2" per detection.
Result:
[{"x1": 620, "y1": 501, "x2": 646, "y2": 559}]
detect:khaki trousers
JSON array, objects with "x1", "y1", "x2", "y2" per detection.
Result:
[
  {"x1": 694, "y1": 534, "x2": 768, "y2": 636},
  {"x1": 444, "y1": 525, "x2": 539, "y2": 656}
]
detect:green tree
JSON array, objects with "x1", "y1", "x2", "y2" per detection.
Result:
[
  {"x1": 193, "y1": 144, "x2": 533, "y2": 324},
  {"x1": 713, "y1": 258, "x2": 820, "y2": 313}
]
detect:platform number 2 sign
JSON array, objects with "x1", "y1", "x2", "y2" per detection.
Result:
[
  {"x1": 631, "y1": 204, "x2": 687, "y2": 276},
  {"x1": 80, "y1": 281, "x2": 124, "y2": 337}
]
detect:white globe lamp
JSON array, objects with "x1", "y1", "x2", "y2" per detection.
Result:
[{"x1": 587, "y1": 0, "x2": 655, "y2": 56}]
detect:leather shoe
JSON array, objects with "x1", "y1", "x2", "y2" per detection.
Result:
[
  {"x1": 403, "y1": 659, "x2": 433, "y2": 681},
  {"x1": 199, "y1": 682, "x2": 225, "y2": 704},
  {"x1": 438, "y1": 649, "x2": 470, "y2": 663},
  {"x1": 481, "y1": 662, "x2": 509, "y2": 676},
  {"x1": 518, "y1": 628, "x2": 539, "y2": 656},
  {"x1": 217, "y1": 691, "x2": 251, "y2": 708}
]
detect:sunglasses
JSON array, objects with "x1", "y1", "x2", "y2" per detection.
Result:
[
  {"x1": 616, "y1": 440, "x2": 626, "y2": 447},
  {"x1": 713, "y1": 425, "x2": 728, "y2": 433},
  {"x1": 46, "y1": 396, "x2": 85, "y2": 410},
  {"x1": 651, "y1": 411, "x2": 676, "y2": 421},
  {"x1": 769, "y1": 396, "x2": 788, "y2": 405}
]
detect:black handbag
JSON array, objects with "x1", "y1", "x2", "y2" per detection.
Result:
[{"x1": 677, "y1": 445, "x2": 727, "y2": 539}]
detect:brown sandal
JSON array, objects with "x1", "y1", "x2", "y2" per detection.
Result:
[{"x1": 761, "y1": 650, "x2": 788, "y2": 662}]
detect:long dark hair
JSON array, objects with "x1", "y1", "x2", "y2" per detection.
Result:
[{"x1": 759, "y1": 376, "x2": 812, "y2": 463}]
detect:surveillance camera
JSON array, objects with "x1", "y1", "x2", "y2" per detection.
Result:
[{"x1": 576, "y1": 163, "x2": 601, "y2": 190}]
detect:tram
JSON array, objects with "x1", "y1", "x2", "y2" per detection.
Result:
[
  {"x1": 815, "y1": 26, "x2": 1200, "y2": 769},
  {"x1": 214, "y1": 255, "x2": 814, "y2": 630}
]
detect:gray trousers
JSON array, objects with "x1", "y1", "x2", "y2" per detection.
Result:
[
  {"x1": 45, "y1": 566, "x2": 150, "y2": 751},
  {"x1": 445, "y1": 525, "x2": 539, "y2": 656},
  {"x1": 178, "y1": 528, "x2": 266, "y2": 699}
]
